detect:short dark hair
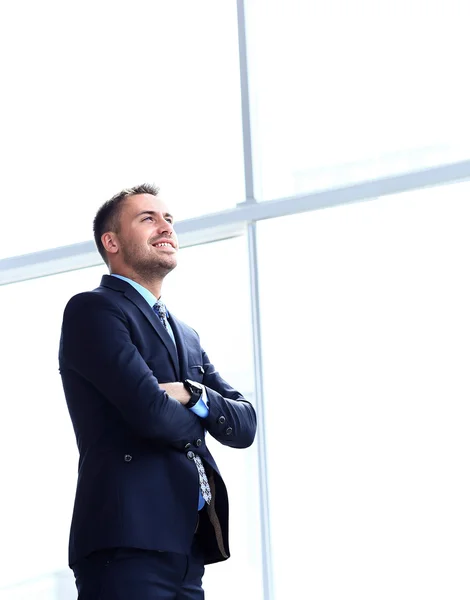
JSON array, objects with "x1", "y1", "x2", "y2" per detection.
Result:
[{"x1": 93, "y1": 183, "x2": 160, "y2": 264}]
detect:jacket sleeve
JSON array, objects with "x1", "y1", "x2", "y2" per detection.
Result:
[
  {"x1": 60, "y1": 292, "x2": 204, "y2": 445},
  {"x1": 201, "y1": 349, "x2": 257, "y2": 449}
]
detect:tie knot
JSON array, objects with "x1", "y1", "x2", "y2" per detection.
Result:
[{"x1": 153, "y1": 300, "x2": 167, "y2": 320}]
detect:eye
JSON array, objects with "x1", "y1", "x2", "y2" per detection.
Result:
[
  {"x1": 142, "y1": 216, "x2": 154, "y2": 222},
  {"x1": 165, "y1": 217, "x2": 173, "y2": 224}
]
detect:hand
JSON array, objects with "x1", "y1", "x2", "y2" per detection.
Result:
[{"x1": 159, "y1": 382, "x2": 191, "y2": 406}]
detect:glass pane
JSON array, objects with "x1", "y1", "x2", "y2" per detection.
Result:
[
  {"x1": 0, "y1": 237, "x2": 262, "y2": 599},
  {"x1": 246, "y1": 0, "x2": 470, "y2": 200},
  {"x1": 258, "y1": 183, "x2": 470, "y2": 599},
  {"x1": 165, "y1": 237, "x2": 262, "y2": 600},
  {"x1": 0, "y1": 1, "x2": 244, "y2": 259},
  {"x1": 0, "y1": 571, "x2": 76, "y2": 600},
  {"x1": 0, "y1": 266, "x2": 105, "y2": 588}
]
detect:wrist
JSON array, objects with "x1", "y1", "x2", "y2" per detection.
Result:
[{"x1": 183, "y1": 379, "x2": 204, "y2": 409}]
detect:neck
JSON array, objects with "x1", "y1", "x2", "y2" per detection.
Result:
[{"x1": 111, "y1": 268, "x2": 164, "y2": 299}]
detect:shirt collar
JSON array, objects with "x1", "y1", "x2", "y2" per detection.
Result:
[{"x1": 111, "y1": 274, "x2": 162, "y2": 309}]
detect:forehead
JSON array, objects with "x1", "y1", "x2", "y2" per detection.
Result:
[{"x1": 122, "y1": 193, "x2": 172, "y2": 217}]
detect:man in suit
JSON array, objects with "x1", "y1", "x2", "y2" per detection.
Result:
[{"x1": 59, "y1": 183, "x2": 257, "y2": 599}]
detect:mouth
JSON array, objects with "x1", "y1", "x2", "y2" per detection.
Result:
[{"x1": 151, "y1": 239, "x2": 176, "y2": 249}]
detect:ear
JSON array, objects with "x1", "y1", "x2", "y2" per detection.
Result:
[{"x1": 102, "y1": 232, "x2": 119, "y2": 256}]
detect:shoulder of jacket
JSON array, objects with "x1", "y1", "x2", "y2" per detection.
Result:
[{"x1": 64, "y1": 287, "x2": 120, "y2": 313}]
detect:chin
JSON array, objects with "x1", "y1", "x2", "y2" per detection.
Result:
[{"x1": 158, "y1": 258, "x2": 177, "y2": 273}]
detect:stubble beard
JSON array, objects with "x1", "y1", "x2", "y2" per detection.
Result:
[{"x1": 121, "y1": 242, "x2": 177, "y2": 282}]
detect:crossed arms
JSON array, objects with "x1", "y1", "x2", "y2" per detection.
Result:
[{"x1": 61, "y1": 292, "x2": 256, "y2": 450}]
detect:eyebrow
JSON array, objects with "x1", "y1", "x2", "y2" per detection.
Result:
[{"x1": 135, "y1": 210, "x2": 174, "y2": 221}]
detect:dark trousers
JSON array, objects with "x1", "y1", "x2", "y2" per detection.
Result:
[{"x1": 72, "y1": 537, "x2": 205, "y2": 600}]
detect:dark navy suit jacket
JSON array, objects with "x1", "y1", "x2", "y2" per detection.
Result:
[{"x1": 59, "y1": 274, "x2": 257, "y2": 567}]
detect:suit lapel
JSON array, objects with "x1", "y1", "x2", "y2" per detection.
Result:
[
  {"x1": 168, "y1": 315, "x2": 189, "y2": 381},
  {"x1": 100, "y1": 275, "x2": 180, "y2": 375}
]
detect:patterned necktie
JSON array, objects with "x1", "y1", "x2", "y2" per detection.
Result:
[
  {"x1": 194, "y1": 455, "x2": 212, "y2": 505},
  {"x1": 152, "y1": 300, "x2": 212, "y2": 506},
  {"x1": 153, "y1": 300, "x2": 176, "y2": 347},
  {"x1": 153, "y1": 299, "x2": 171, "y2": 332}
]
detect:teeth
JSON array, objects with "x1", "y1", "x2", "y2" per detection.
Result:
[{"x1": 156, "y1": 243, "x2": 171, "y2": 247}]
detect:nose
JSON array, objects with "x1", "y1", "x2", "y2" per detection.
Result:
[{"x1": 155, "y1": 214, "x2": 173, "y2": 234}]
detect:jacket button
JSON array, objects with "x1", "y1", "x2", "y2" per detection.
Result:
[
  {"x1": 195, "y1": 439, "x2": 202, "y2": 447},
  {"x1": 217, "y1": 416, "x2": 226, "y2": 425},
  {"x1": 124, "y1": 454, "x2": 132, "y2": 462},
  {"x1": 225, "y1": 427, "x2": 233, "y2": 435},
  {"x1": 184, "y1": 443, "x2": 191, "y2": 450},
  {"x1": 187, "y1": 451, "x2": 195, "y2": 460}
]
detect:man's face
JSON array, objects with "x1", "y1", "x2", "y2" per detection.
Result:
[{"x1": 113, "y1": 193, "x2": 179, "y2": 278}]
